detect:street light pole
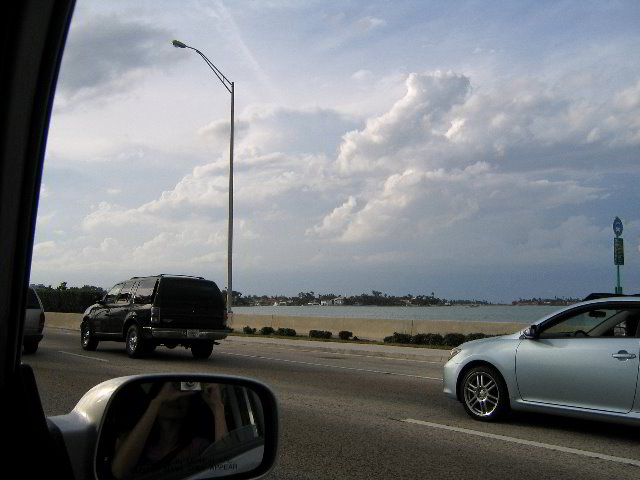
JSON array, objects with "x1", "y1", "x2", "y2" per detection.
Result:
[
  {"x1": 172, "y1": 39, "x2": 234, "y2": 315},
  {"x1": 228, "y1": 81, "x2": 234, "y2": 316}
]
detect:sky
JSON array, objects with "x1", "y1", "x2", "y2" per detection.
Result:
[{"x1": 32, "y1": 0, "x2": 640, "y2": 303}]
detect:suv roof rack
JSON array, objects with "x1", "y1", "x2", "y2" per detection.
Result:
[
  {"x1": 129, "y1": 274, "x2": 205, "y2": 280},
  {"x1": 583, "y1": 292, "x2": 640, "y2": 301},
  {"x1": 158, "y1": 274, "x2": 205, "y2": 279}
]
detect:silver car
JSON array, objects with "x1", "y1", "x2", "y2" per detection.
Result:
[
  {"x1": 23, "y1": 286, "x2": 45, "y2": 354},
  {"x1": 443, "y1": 296, "x2": 640, "y2": 425}
]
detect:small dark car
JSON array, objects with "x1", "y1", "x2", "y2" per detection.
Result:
[{"x1": 81, "y1": 274, "x2": 230, "y2": 359}]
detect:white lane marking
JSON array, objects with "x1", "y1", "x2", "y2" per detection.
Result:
[
  {"x1": 218, "y1": 352, "x2": 442, "y2": 380},
  {"x1": 58, "y1": 351, "x2": 110, "y2": 363},
  {"x1": 401, "y1": 419, "x2": 640, "y2": 468}
]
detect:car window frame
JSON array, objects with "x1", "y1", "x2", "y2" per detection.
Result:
[
  {"x1": 537, "y1": 302, "x2": 640, "y2": 339},
  {"x1": 115, "y1": 280, "x2": 137, "y2": 304},
  {"x1": 0, "y1": 2, "x2": 77, "y2": 477},
  {"x1": 104, "y1": 283, "x2": 124, "y2": 305}
]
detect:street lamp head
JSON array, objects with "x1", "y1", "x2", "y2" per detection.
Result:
[{"x1": 172, "y1": 39, "x2": 188, "y2": 48}]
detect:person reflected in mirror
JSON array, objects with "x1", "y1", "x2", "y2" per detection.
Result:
[{"x1": 111, "y1": 382, "x2": 228, "y2": 480}]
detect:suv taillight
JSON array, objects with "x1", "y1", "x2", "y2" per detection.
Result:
[
  {"x1": 151, "y1": 307, "x2": 160, "y2": 324},
  {"x1": 39, "y1": 311, "x2": 45, "y2": 330}
]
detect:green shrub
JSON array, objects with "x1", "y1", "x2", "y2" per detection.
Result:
[
  {"x1": 338, "y1": 330, "x2": 352, "y2": 340},
  {"x1": 411, "y1": 333, "x2": 429, "y2": 345},
  {"x1": 427, "y1": 333, "x2": 444, "y2": 345},
  {"x1": 443, "y1": 333, "x2": 466, "y2": 347},
  {"x1": 243, "y1": 326, "x2": 256, "y2": 334},
  {"x1": 276, "y1": 327, "x2": 297, "y2": 337},
  {"x1": 309, "y1": 330, "x2": 332, "y2": 339},
  {"x1": 260, "y1": 326, "x2": 275, "y2": 335},
  {"x1": 384, "y1": 332, "x2": 412, "y2": 344},
  {"x1": 393, "y1": 332, "x2": 412, "y2": 344}
]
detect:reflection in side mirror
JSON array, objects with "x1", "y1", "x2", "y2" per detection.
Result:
[
  {"x1": 93, "y1": 376, "x2": 277, "y2": 480},
  {"x1": 523, "y1": 324, "x2": 539, "y2": 339}
]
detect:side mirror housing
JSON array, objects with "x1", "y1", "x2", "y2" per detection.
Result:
[
  {"x1": 48, "y1": 374, "x2": 279, "y2": 480},
  {"x1": 522, "y1": 324, "x2": 539, "y2": 339}
]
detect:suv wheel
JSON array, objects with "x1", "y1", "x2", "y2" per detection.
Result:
[
  {"x1": 191, "y1": 341, "x2": 213, "y2": 359},
  {"x1": 461, "y1": 365, "x2": 509, "y2": 421},
  {"x1": 81, "y1": 322, "x2": 98, "y2": 351},
  {"x1": 126, "y1": 324, "x2": 147, "y2": 358}
]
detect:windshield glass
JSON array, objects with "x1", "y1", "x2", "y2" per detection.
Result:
[{"x1": 26, "y1": 1, "x2": 640, "y2": 480}]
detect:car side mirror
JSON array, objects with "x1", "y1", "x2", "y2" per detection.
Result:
[
  {"x1": 522, "y1": 324, "x2": 539, "y2": 339},
  {"x1": 48, "y1": 374, "x2": 279, "y2": 480}
]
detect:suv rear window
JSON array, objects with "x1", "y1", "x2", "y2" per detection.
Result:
[
  {"x1": 156, "y1": 278, "x2": 223, "y2": 309},
  {"x1": 26, "y1": 288, "x2": 41, "y2": 309}
]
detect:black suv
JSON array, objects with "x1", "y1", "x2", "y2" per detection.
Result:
[{"x1": 80, "y1": 275, "x2": 230, "y2": 359}]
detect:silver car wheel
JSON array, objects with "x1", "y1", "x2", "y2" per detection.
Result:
[{"x1": 464, "y1": 371, "x2": 500, "y2": 417}]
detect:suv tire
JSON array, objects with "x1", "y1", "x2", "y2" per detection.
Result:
[
  {"x1": 126, "y1": 324, "x2": 147, "y2": 358},
  {"x1": 191, "y1": 341, "x2": 214, "y2": 359},
  {"x1": 81, "y1": 322, "x2": 98, "y2": 351}
]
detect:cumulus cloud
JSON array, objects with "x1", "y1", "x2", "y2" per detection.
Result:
[
  {"x1": 82, "y1": 71, "x2": 634, "y2": 272},
  {"x1": 615, "y1": 80, "x2": 640, "y2": 111},
  {"x1": 36, "y1": 69, "x2": 640, "y2": 292},
  {"x1": 337, "y1": 71, "x2": 640, "y2": 177},
  {"x1": 337, "y1": 71, "x2": 472, "y2": 173},
  {"x1": 239, "y1": 106, "x2": 359, "y2": 157},
  {"x1": 306, "y1": 196, "x2": 357, "y2": 237}
]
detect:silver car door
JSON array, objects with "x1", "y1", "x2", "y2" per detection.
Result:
[{"x1": 515, "y1": 306, "x2": 640, "y2": 413}]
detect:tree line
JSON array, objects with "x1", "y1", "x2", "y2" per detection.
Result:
[
  {"x1": 228, "y1": 290, "x2": 491, "y2": 307},
  {"x1": 32, "y1": 283, "x2": 106, "y2": 313}
]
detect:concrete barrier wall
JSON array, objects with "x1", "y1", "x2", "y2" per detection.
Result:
[
  {"x1": 45, "y1": 312, "x2": 527, "y2": 341},
  {"x1": 46, "y1": 312, "x2": 83, "y2": 330}
]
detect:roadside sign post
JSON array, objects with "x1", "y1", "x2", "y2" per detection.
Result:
[{"x1": 613, "y1": 217, "x2": 624, "y2": 294}]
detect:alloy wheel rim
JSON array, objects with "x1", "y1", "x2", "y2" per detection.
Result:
[
  {"x1": 82, "y1": 326, "x2": 90, "y2": 346},
  {"x1": 464, "y1": 372, "x2": 499, "y2": 417},
  {"x1": 128, "y1": 330, "x2": 138, "y2": 352}
]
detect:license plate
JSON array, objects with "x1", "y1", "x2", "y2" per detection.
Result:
[{"x1": 186, "y1": 329, "x2": 200, "y2": 338}]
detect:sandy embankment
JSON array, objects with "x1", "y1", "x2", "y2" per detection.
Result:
[{"x1": 45, "y1": 312, "x2": 528, "y2": 341}]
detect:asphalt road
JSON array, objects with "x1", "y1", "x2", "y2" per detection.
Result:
[{"x1": 26, "y1": 328, "x2": 640, "y2": 479}]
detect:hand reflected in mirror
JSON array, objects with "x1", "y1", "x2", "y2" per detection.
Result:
[{"x1": 200, "y1": 383, "x2": 228, "y2": 442}]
